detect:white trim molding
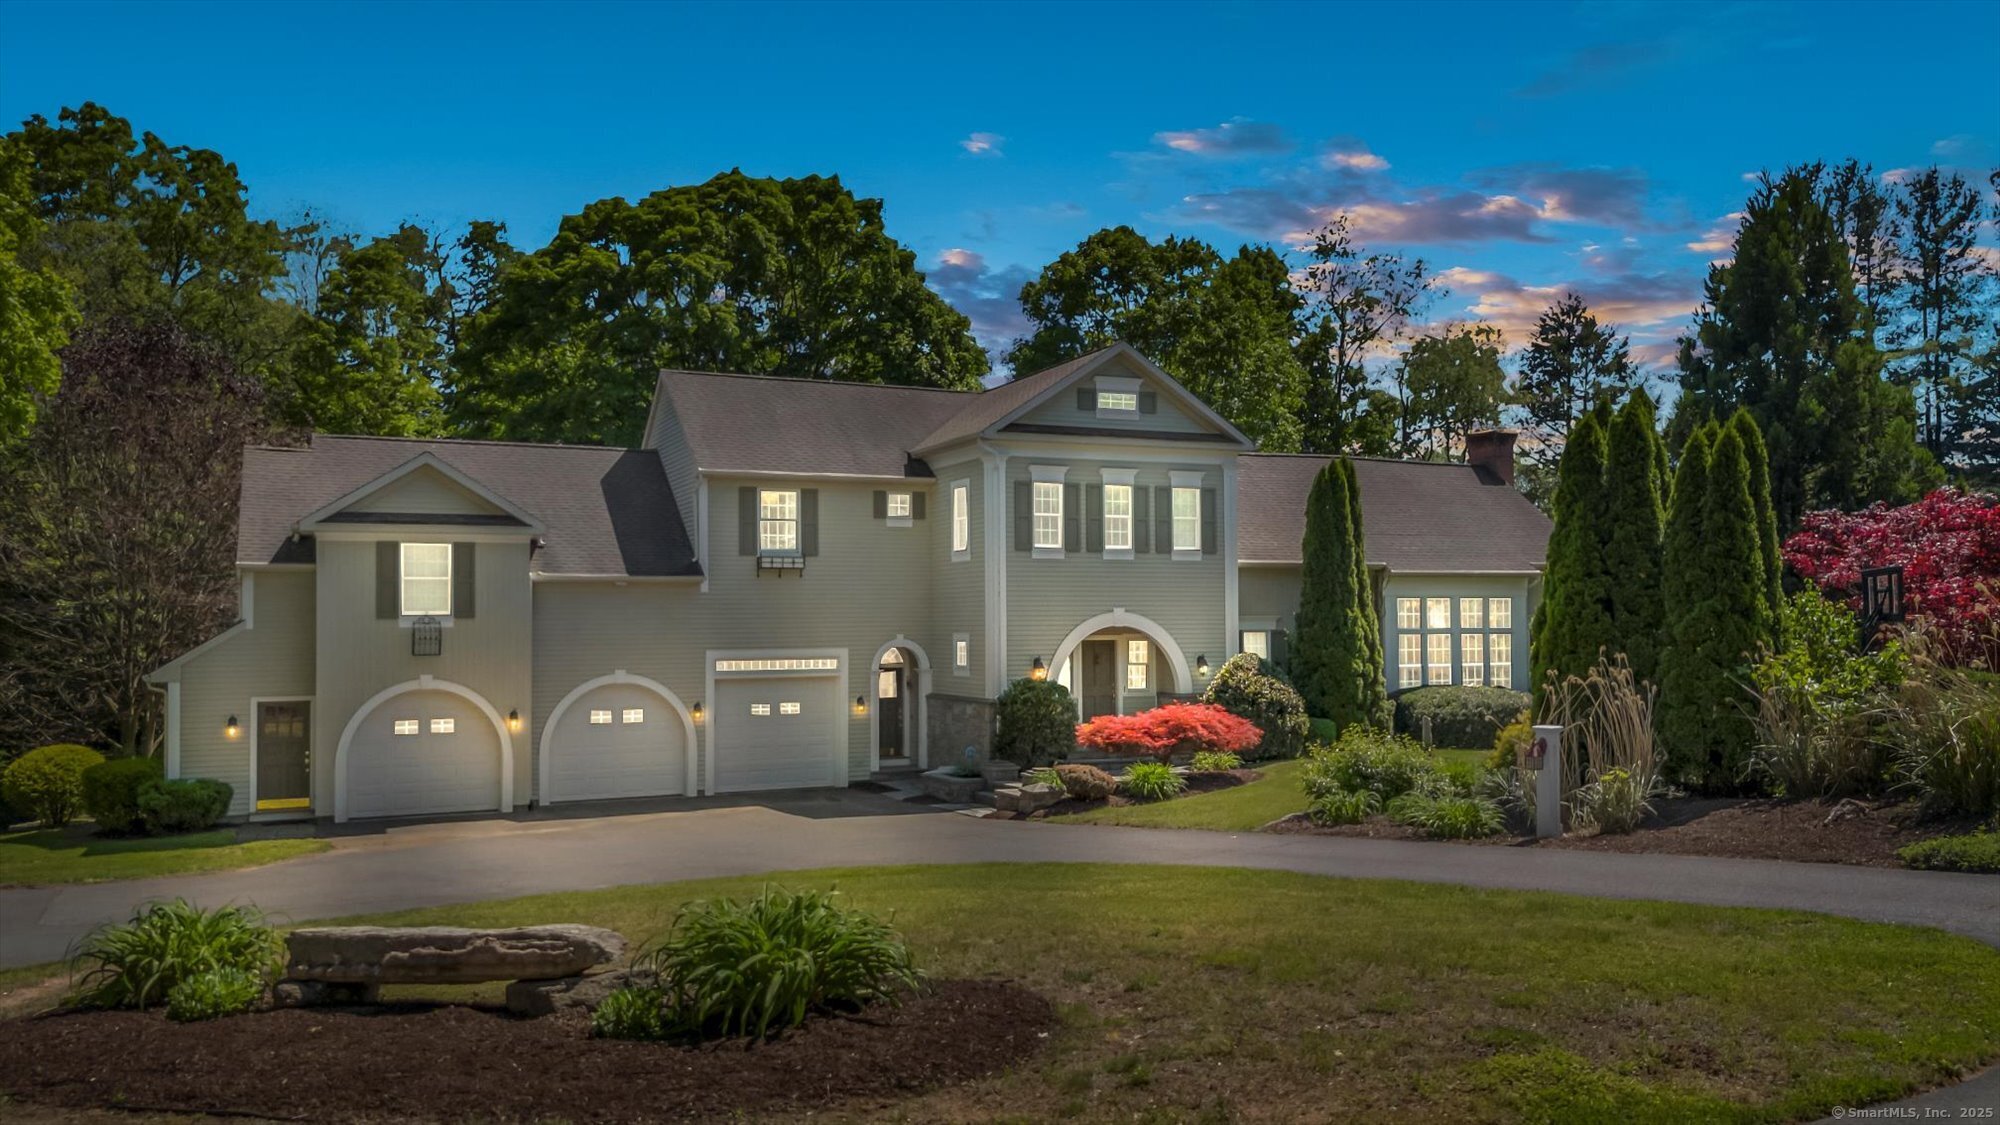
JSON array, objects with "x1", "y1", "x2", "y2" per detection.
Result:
[
  {"x1": 538, "y1": 670, "x2": 698, "y2": 804},
  {"x1": 1049, "y1": 608, "x2": 1195, "y2": 697},
  {"x1": 702, "y1": 647, "x2": 848, "y2": 796},
  {"x1": 867, "y1": 636, "x2": 933, "y2": 771},
  {"x1": 1099, "y1": 467, "x2": 1137, "y2": 561},
  {"x1": 332, "y1": 674, "x2": 515, "y2": 823}
]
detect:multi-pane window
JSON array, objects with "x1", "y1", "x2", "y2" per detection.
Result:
[
  {"x1": 430, "y1": 718, "x2": 455, "y2": 734},
  {"x1": 1097, "y1": 390, "x2": 1138, "y2": 412},
  {"x1": 954, "y1": 637, "x2": 969, "y2": 671},
  {"x1": 1398, "y1": 634, "x2": 1423, "y2": 688},
  {"x1": 1427, "y1": 633, "x2": 1453, "y2": 685},
  {"x1": 1425, "y1": 597, "x2": 1451, "y2": 630},
  {"x1": 951, "y1": 482, "x2": 969, "y2": 554},
  {"x1": 1241, "y1": 631, "x2": 1270, "y2": 660},
  {"x1": 588, "y1": 710, "x2": 612, "y2": 725},
  {"x1": 758, "y1": 489, "x2": 799, "y2": 555},
  {"x1": 1489, "y1": 633, "x2": 1514, "y2": 687},
  {"x1": 1489, "y1": 598, "x2": 1513, "y2": 629},
  {"x1": 1104, "y1": 484, "x2": 1133, "y2": 549},
  {"x1": 393, "y1": 719, "x2": 420, "y2": 735},
  {"x1": 1172, "y1": 487, "x2": 1201, "y2": 551},
  {"x1": 1397, "y1": 598, "x2": 1422, "y2": 630},
  {"x1": 886, "y1": 492, "x2": 911, "y2": 519},
  {"x1": 401, "y1": 543, "x2": 451, "y2": 616},
  {"x1": 1460, "y1": 598, "x2": 1485, "y2": 629},
  {"x1": 1461, "y1": 633, "x2": 1486, "y2": 686},
  {"x1": 1032, "y1": 482, "x2": 1063, "y2": 549},
  {"x1": 622, "y1": 708, "x2": 644, "y2": 724},
  {"x1": 1126, "y1": 639, "x2": 1150, "y2": 690},
  {"x1": 779, "y1": 702, "x2": 801, "y2": 715},
  {"x1": 750, "y1": 703, "x2": 771, "y2": 716}
]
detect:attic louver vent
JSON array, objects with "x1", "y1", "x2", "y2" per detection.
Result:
[{"x1": 411, "y1": 615, "x2": 443, "y2": 657}]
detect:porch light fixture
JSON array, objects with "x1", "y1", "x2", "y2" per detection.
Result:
[
  {"x1": 507, "y1": 709, "x2": 522, "y2": 732},
  {"x1": 691, "y1": 701, "x2": 704, "y2": 723},
  {"x1": 1196, "y1": 654, "x2": 1210, "y2": 677},
  {"x1": 224, "y1": 715, "x2": 240, "y2": 739},
  {"x1": 1030, "y1": 657, "x2": 1047, "y2": 681},
  {"x1": 855, "y1": 695, "x2": 868, "y2": 714}
]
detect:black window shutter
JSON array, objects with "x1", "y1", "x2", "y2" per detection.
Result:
[
  {"x1": 1085, "y1": 484, "x2": 1104, "y2": 553},
  {"x1": 1133, "y1": 487, "x2": 1151, "y2": 554},
  {"x1": 1201, "y1": 486, "x2": 1218, "y2": 554},
  {"x1": 1076, "y1": 387, "x2": 1094, "y2": 411},
  {"x1": 1139, "y1": 391, "x2": 1158, "y2": 414},
  {"x1": 1152, "y1": 487, "x2": 1172, "y2": 553},
  {"x1": 1013, "y1": 481, "x2": 1031, "y2": 551},
  {"x1": 873, "y1": 490, "x2": 888, "y2": 519},
  {"x1": 801, "y1": 489, "x2": 819, "y2": 556},
  {"x1": 375, "y1": 541, "x2": 399, "y2": 618},
  {"x1": 738, "y1": 487, "x2": 757, "y2": 555},
  {"x1": 911, "y1": 491, "x2": 926, "y2": 519},
  {"x1": 1064, "y1": 482, "x2": 1083, "y2": 554},
  {"x1": 452, "y1": 543, "x2": 476, "y2": 618},
  {"x1": 1271, "y1": 628, "x2": 1289, "y2": 669}
]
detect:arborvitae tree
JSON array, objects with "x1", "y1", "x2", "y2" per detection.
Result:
[
  {"x1": 1530, "y1": 411, "x2": 1614, "y2": 704},
  {"x1": 1656, "y1": 426, "x2": 1714, "y2": 784},
  {"x1": 1342, "y1": 459, "x2": 1388, "y2": 725},
  {"x1": 1291, "y1": 459, "x2": 1372, "y2": 726},
  {"x1": 1602, "y1": 393, "x2": 1666, "y2": 684},
  {"x1": 1729, "y1": 408, "x2": 1782, "y2": 625}
]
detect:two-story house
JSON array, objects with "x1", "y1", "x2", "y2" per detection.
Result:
[{"x1": 147, "y1": 343, "x2": 1550, "y2": 823}]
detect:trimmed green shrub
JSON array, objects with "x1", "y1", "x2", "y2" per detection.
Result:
[
  {"x1": 635, "y1": 887, "x2": 923, "y2": 1039},
  {"x1": 1, "y1": 744, "x2": 106, "y2": 827},
  {"x1": 1489, "y1": 710, "x2": 1533, "y2": 770},
  {"x1": 82, "y1": 757, "x2": 164, "y2": 834},
  {"x1": 69, "y1": 900, "x2": 283, "y2": 1010},
  {"x1": 1188, "y1": 751, "x2": 1242, "y2": 773},
  {"x1": 1394, "y1": 687, "x2": 1530, "y2": 750},
  {"x1": 1053, "y1": 764, "x2": 1116, "y2": 801},
  {"x1": 1306, "y1": 788, "x2": 1380, "y2": 826},
  {"x1": 138, "y1": 778, "x2": 233, "y2": 834},
  {"x1": 1898, "y1": 831, "x2": 2000, "y2": 874},
  {"x1": 165, "y1": 966, "x2": 264, "y2": 1022},
  {"x1": 1387, "y1": 792, "x2": 1505, "y2": 839},
  {"x1": 1200, "y1": 653, "x2": 1309, "y2": 760},
  {"x1": 1292, "y1": 459, "x2": 1386, "y2": 727},
  {"x1": 1120, "y1": 762, "x2": 1186, "y2": 802},
  {"x1": 591, "y1": 985, "x2": 669, "y2": 1040},
  {"x1": 1308, "y1": 717, "x2": 1339, "y2": 744},
  {"x1": 993, "y1": 677, "x2": 1078, "y2": 768},
  {"x1": 1301, "y1": 727, "x2": 1437, "y2": 802}
]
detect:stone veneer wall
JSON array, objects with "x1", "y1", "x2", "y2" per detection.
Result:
[{"x1": 928, "y1": 693, "x2": 997, "y2": 767}]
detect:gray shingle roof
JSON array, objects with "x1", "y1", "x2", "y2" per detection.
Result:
[
  {"x1": 238, "y1": 435, "x2": 699, "y2": 577},
  {"x1": 1238, "y1": 454, "x2": 1551, "y2": 572},
  {"x1": 652, "y1": 370, "x2": 973, "y2": 479},
  {"x1": 909, "y1": 347, "x2": 1117, "y2": 452}
]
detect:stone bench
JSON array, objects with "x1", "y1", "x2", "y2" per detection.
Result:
[{"x1": 276, "y1": 924, "x2": 626, "y2": 1005}]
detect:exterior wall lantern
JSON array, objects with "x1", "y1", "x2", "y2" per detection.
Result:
[
  {"x1": 507, "y1": 709, "x2": 522, "y2": 733},
  {"x1": 1030, "y1": 657, "x2": 1048, "y2": 681},
  {"x1": 854, "y1": 695, "x2": 868, "y2": 714},
  {"x1": 691, "y1": 701, "x2": 704, "y2": 724},
  {"x1": 224, "y1": 715, "x2": 240, "y2": 739},
  {"x1": 1195, "y1": 654, "x2": 1210, "y2": 677}
]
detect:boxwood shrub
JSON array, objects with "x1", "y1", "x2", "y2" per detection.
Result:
[
  {"x1": 1, "y1": 744, "x2": 106, "y2": 827},
  {"x1": 82, "y1": 757, "x2": 165, "y2": 834},
  {"x1": 1394, "y1": 686, "x2": 1531, "y2": 750},
  {"x1": 138, "y1": 778, "x2": 233, "y2": 834},
  {"x1": 993, "y1": 677, "x2": 1078, "y2": 768},
  {"x1": 1200, "y1": 654, "x2": 1309, "y2": 760}
]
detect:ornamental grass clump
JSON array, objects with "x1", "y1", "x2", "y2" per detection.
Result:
[
  {"x1": 1306, "y1": 788, "x2": 1380, "y2": 826},
  {"x1": 1387, "y1": 792, "x2": 1506, "y2": 839},
  {"x1": 1188, "y1": 751, "x2": 1242, "y2": 773},
  {"x1": 1888, "y1": 623, "x2": 2000, "y2": 818},
  {"x1": 68, "y1": 900, "x2": 283, "y2": 1011},
  {"x1": 635, "y1": 887, "x2": 924, "y2": 1040},
  {"x1": 591, "y1": 985, "x2": 669, "y2": 1040},
  {"x1": 1571, "y1": 767, "x2": 1654, "y2": 835},
  {"x1": 1119, "y1": 761, "x2": 1186, "y2": 802}
]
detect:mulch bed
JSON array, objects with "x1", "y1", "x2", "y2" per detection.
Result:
[
  {"x1": 1269, "y1": 797, "x2": 1982, "y2": 868},
  {"x1": 0, "y1": 979, "x2": 1054, "y2": 1123},
  {"x1": 1032, "y1": 767, "x2": 1258, "y2": 818}
]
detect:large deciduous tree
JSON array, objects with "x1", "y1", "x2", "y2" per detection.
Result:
[
  {"x1": 453, "y1": 172, "x2": 987, "y2": 446},
  {"x1": 1514, "y1": 292, "x2": 1637, "y2": 502},
  {"x1": 0, "y1": 135, "x2": 79, "y2": 444},
  {"x1": 1398, "y1": 323, "x2": 1508, "y2": 460},
  {"x1": 1294, "y1": 215, "x2": 1435, "y2": 456},
  {"x1": 1007, "y1": 226, "x2": 1308, "y2": 449},
  {"x1": 0, "y1": 320, "x2": 285, "y2": 756},
  {"x1": 1290, "y1": 459, "x2": 1380, "y2": 727},
  {"x1": 281, "y1": 223, "x2": 454, "y2": 435}
]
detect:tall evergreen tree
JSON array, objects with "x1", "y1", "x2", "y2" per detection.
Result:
[
  {"x1": 1291, "y1": 459, "x2": 1373, "y2": 726},
  {"x1": 1729, "y1": 408, "x2": 1782, "y2": 625},
  {"x1": 1656, "y1": 426, "x2": 1713, "y2": 785},
  {"x1": 1514, "y1": 292, "x2": 1638, "y2": 500},
  {"x1": 1530, "y1": 411, "x2": 1614, "y2": 701},
  {"x1": 1602, "y1": 393, "x2": 1667, "y2": 684},
  {"x1": 1342, "y1": 459, "x2": 1387, "y2": 725},
  {"x1": 1890, "y1": 167, "x2": 1990, "y2": 468}
]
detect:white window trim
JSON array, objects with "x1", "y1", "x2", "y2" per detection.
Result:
[
  {"x1": 1460, "y1": 597, "x2": 1485, "y2": 630},
  {"x1": 1030, "y1": 465, "x2": 1066, "y2": 559},
  {"x1": 399, "y1": 542, "x2": 452, "y2": 618},
  {"x1": 1427, "y1": 632, "x2": 1454, "y2": 685},
  {"x1": 1169, "y1": 471, "x2": 1204, "y2": 560},
  {"x1": 1461, "y1": 633, "x2": 1487, "y2": 687},
  {"x1": 886, "y1": 491, "x2": 913, "y2": 528},
  {"x1": 1489, "y1": 597, "x2": 1514, "y2": 630},
  {"x1": 1126, "y1": 638, "x2": 1151, "y2": 691},
  {"x1": 758, "y1": 488, "x2": 801, "y2": 557},
  {"x1": 1489, "y1": 632, "x2": 1514, "y2": 688},
  {"x1": 1397, "y1": 634, "x2": 1424, "y2": 689},
  {"x1": 1093, "y1": 375, "x2": 1142, "y2": 420},
  {"x1": 1100, "y1": 468, "x2": 1137, "y2": 561},
  {"x1": 950, "y1": 479, "x2": 970, "y2": 561},
  {"x1": 1396, "y1": 597, "x2": 1422, "y2": 631},
  {"x1": 952, "y1": 633, "x2": 970, "y2": 677}
]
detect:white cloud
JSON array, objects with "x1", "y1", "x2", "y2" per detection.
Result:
[
  {"x1": 1153, "y1": 118, "x2": 1291, "y2": 157},
  {"x1": 1324, "y1": 149, "x2": 1389, "y2": 172},
  {"x1": 1685, "y1": 212, "x2": 1743, "y2": 256},
  {"x1": 960, "y1": 132, "x2": 1004, "y2": 157}
]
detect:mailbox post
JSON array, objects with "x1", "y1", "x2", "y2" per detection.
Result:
[{"x1": 1527, "y1": 725, "x2": 1563, "y2": 839}]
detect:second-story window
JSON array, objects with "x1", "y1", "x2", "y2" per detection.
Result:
[
  {"x1": 951, "y1": 481, "x2": 969, "y2": 556},
  {"x1": 759, "y1": 489, "x2": 799, "y2": 555},
  {"x1": 1032, "y1": 482, "x2": 1063, "y2": 550},
  {"x1": 1096, "y1": 390, "x2": 1138, "y2": 412},
  {"x1": 1104, "y1": 483, "x2": 1133, "y2": 549},
  {"x1": 401, "y1": 542, "x2": 451, "y2": 616},
  {"x1": 886, "y1": 492, "x2": 911, "y2": 519},
  {"x1": 1171, "y1": 487, "x2": 1201, "y2": 552}
]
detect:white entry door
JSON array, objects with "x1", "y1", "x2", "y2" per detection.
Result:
[
  {"x1": 548, "y1": 683, "x2": 686, "y2": 802},
  {"x1": 711, "y1": 677, "x2": 841, "y2": 792},
  {"x1": 346, "y1": 690, "x2": 500, "y2": 819}
]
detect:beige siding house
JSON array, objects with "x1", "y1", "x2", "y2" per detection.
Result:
[{"x1": 149, "y1": 344, "x2": 1549, "y2": 823}]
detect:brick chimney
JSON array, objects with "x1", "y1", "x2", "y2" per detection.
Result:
[{"x1": 1465, "y1": 428, "x2": 1519, "y2": 485}]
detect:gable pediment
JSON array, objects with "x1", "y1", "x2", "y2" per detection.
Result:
[{"x1": 295, "y1": 452, "x2": 545, "y2": 534}]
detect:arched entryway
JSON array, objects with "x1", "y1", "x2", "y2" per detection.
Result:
[
  {"x1": 870, "y1": 636, "x2": 931, "y2": 770},
  {"x1": 1049, "y1": 610, "x2": 1194, "y2": 722}
]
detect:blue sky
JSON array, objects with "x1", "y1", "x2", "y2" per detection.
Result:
[{"x1": 4, "y1": 0, "x2": 1996, "y2": 374}]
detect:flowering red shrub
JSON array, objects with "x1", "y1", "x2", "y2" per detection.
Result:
[
  {"x1": 1784, "y1": 488, "x2": 2000, "y2": 665},
  {"x1": 1074, "y1": 703, "x2": 1264, "y2": 764}
]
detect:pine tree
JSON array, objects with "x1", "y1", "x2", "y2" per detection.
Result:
[
  {"x1": 1530, "y1": 411, "x2": 1614, "y2": 703},
  {"x1": 1729, "y1": 408, "x2": 1782, "y2": 626},
  {"x1": 1603, "y1": 393, "x2": 1666, "y2": 684},
  {"x1": 1343, "y1": 459, "x2": 1388, "y2": 726},
  {"x1": 1656, "y1": 426, "x2": 1713, "y2": 784},
  {"x1": 1292, "y1": 459, "x2": 1369, "y2": 726}
]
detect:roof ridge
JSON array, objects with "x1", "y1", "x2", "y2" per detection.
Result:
[
  {"x1": 305, "y1": 433, "x2": 639, "y2": 453},
  {"x1": 657, "y1": 368, "x2": 982, "y2": 395},
  {"x1": 1242, "y1": 451, "x2": 1474, "y2": 468}
]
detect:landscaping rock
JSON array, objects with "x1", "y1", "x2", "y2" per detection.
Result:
[
  {"x1": 979, "y1": 760, "x2": 1021, "y2": 785},
  {"x1": 270, "y1": 979, "x2": 379, "y2": 1007},
  {"x1": 504, "y1": 969, "x2": 650, "y2": 1017},
  {"x1": 918, "y1": 768, "x2": 985, "y2": 803},
  {"x1": 285, "y1": 925, "x2": 626, "y2": 985},
  {"x1": 993, "y1": 783, "x2": 1062, "y2": 814}
]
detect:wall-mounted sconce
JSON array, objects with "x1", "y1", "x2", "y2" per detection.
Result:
[
  {"x1": 224, "y1": 714, "x2": 240, "y2": 739},
  {"x1": 691, "y1": 701, "x2": 704, "y2": 723},
  {"x1": 1196, "y1": 654, "x2": 1210, "y2": 677},
  {"x1": 507, "y1": 709, "x2": 522, "y2": 732},
  {"x1": 1030, "y1": 656, "x2": 1048, "y2": 681},
  {"x1": 854, "y1": 695, "x2": 868, "y2": 714}
]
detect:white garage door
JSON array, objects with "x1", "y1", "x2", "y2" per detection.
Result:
[
  {"x1": 712, "y1": 677, "x2": 841, "y2": 792},
  {"x1": 347, "y1": 691, "x2": 501, "y2": 819},
  {"x1": 548, "y1": 683, "x2": 686, "y2": 802}
]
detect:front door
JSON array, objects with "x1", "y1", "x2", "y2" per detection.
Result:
[
  {"x1": 877, "y1": 651, "x2": 906, "y2": 760},
  {"x1": 256, "y1": 701, "x2": 311, "y2": 811},
  {"x1": 1081, "y1": 639, "x2": 1118, "y2": 722}
]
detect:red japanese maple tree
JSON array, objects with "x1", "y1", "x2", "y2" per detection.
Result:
[
  {"x1": 1783, "y1": 488, "x2": 2000, "y2": 664},
  {"x1": 1074, "y1": 703, "x2": 1264, "y2": 764}
]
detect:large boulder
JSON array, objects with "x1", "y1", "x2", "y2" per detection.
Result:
[
  {"x1": 504, "y1": 968, "x2": 651, "y2": 1017},
  {"x1": 285, "y1": 924, "x2": 626, "y2": 985}
]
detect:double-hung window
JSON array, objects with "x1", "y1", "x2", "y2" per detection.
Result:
[
  {"x1": 1241, "y1": 630, "x2": 1270, "y2": 661},
  {"x1": 1461, "y1": 632, "x2": 1486, "y2": 686},
  {"x1": 1126, "y1": 639, "x2": 1150, "y2": 690},
  {"x1": 1427, "y1": 633, "x2": 1454, "y2": 685},
  {"x1": 1398, "y1": 634, "x2": 1423, "y2": 688},
  {"x1": 1396, "y1": 598, "x2": 1422, "y2": 631},
  {"x1": 1104, "y1": 484, "x2": 1133, "y2": 549},
  {"x1": 1489, "y1": 633, "x2": 1514, "y2": 687},
  {"x1": 1172, "y1": 489, "x2": 1200, "y2": 552},
  {"x1": 950, "y1": 481, "x2": 970, "y2": 557},
  {"x1": 1032, "y1": 482, "x2": 1063, "y2": 550},
  {"x1": 758, "y1": 489, "x2": 799, "y2": 555},
  {"x1": 401, "y1": 543, "x2": 451, "y2": 616},
  {"x1": 1460, "y1": 598, "x2": 1485, "y2": 630}
]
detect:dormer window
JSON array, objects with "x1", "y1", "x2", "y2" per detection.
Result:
[
  {"x1": 1090, "y1": 375, "x2": 1146, "y2": 421},
  {"x1": 400, "y1": 543, "x2": 452, "y2": 616},
  {"x1": 1096, "y1": 391, "x2": 1138, "y2": 412}
]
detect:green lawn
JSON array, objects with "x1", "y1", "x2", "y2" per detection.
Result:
[
  {"x1": 1057, "y1": 759, "x2": 1311, "y2": 830},
  {"x1": 325, "y1": 864, "x2": 2000, "y2": 1122},
  {"x1": 0, "y1": 827, "x2": 328, "y2": 887}
]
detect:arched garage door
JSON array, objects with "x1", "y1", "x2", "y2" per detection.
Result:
[
  {"x1": 546, "y1": 682, "x2": 687, "y2": 802},
  {"x1": 346, "y1": 690, "x2": 501, "y2": 819}
]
